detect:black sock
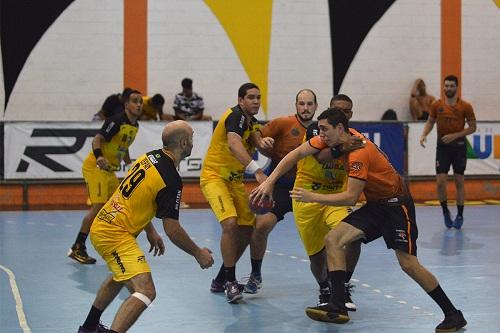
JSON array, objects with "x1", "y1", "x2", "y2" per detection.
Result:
[
  {"x1": 214, "y1": 264, "x2": 225, "y2": 283},
  {"x1": 75, "y1": 232, "x2": 88, "y2": 245},
  {"x1": 345, "y1": 271, "x2": 354, "y2": 283},
  {"x1": 82, "y1": 305, "x2": 103, "y2": 330},
  {"x1": 251, "y1": 258, "x2": 262, "y2": 277},
  {"x1": 440, "y1": 201, "x2": 449, "y2": 215},
  {"x1": 428, "y1": 285, "x2": 457, "y2": 316},
  {"x1": 224, "y1": 266, "x2": 236, "y2": 282},
  {"x1": 328, "y1": 270, "x2": 346, "y2": 306},
  {"x1": 457, "y1": 205, "x2": 464, "y2": 217},
  {"x1": 318, "y1": 279, "x2": 329, "y2": 290}
]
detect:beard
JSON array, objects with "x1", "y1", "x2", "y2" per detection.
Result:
[
  {"x1": 445, "y1": 90, "x2": 456, "y2": 98},
  {"x1": 297, "y1": 112, "x2": 314, "y2": 122}
]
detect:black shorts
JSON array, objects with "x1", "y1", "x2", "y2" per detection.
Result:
[
  {"x1": 343, "y1": 198, "x2": 418, "y2": 256},
  {"x1": 270, "y1": 183, "x2": 293, "y2": 222},
  {"x1": 436, "y1": 143, "x2": 467, "y2": 175}
]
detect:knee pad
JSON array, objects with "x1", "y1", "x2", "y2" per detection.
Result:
[{"x1": 132, "y1": 292, "x2": 152, "y2": 307}]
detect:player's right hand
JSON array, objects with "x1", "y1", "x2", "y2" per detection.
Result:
[
  {"x1": 250, "y1": 180, "x2": 274, "y2": 205},
  {"x1": 419, "y1": 136, "x2": 426, "y2": 148},
  {"x1": 196, "y1": 247, "x2": 214, "y2": 269},
  {"x1": 96, "y1": 156, "x2": 111, "y2": 171}
]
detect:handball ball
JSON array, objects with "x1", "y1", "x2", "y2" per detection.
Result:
[{"x1": 249, "y1": 197, "x2": 274, "y2": 215}]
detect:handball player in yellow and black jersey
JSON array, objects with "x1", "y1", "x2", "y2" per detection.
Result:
[
  {"x1": 77, "y1": 121, "x2": 214, "y2": 333},
  {"x1": 68, "y1": 89, "x2": 142, "y2": 265},
  {"x1": 201, "y1": 82, "x2": 270, "y2": 303}
]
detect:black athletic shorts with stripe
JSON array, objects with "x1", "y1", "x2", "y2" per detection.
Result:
[
  {"x1": 343, "y1": 196, "x2": 418, "y2": 256},
  {"x1": 269, "y1": 183, "x2": 293, "y2": 222}
]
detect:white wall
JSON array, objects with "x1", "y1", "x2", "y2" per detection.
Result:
[{"x1": 1, "y1": 0, "x2": 499, "y2": 121}]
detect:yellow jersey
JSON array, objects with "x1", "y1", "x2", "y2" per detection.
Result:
[
  {"x1": 294, "y1": 123, "x2": 347, "y2": 194},
  {"x1": 201, "y1": 106, "x2": 259, "y2": 182},
  {"x1": 83, "y1": 112, "x2": 139, "y2": 171},
  {"x1": 92, "y1": 149, "x2": 182, "y2": 237}
]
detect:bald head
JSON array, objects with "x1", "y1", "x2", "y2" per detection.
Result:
[{"x1": 162, "y1": 120, "x2": 193, "y2": 149}]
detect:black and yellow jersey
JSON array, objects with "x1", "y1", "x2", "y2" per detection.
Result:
[
  {"x1": 83, "y1": 112, "x2": 139, "y2": 171},
  {"x1": 294, "y1": 122, "x2": 347, "y2": 194},
  {"x1": 200, "y1": 105, "x2": 259, "y2": 182},
  {"x1": 91, "y1": 149, "x2": 182, "y2": 237}
]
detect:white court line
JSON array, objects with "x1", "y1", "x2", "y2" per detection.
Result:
[{"x1": 0, "y1": 264, "x2": 31, "y2": 333}]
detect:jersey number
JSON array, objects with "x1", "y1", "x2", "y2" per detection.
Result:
[{"x1": 119, "y1": 163, "x2": 146, "y2": 198}]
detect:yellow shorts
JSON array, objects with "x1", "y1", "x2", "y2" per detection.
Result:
[
  {"x1": 90, "y1": 226, "x2": 151, "y2": 282},
  {"x1": 200, "y1": 178, "x2": 255, "y2": 226},
  {"x1": 292, "y1": 199, "x2": 351, "y2": 256},
  {"x1": 82, "y1": 165, "x2": 119, "y2": 204}
]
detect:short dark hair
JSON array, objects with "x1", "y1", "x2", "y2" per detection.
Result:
[
  {"x1": 317, "y1": 108, "x2": 349, "y2": 133},
  {"x1": 181, "y1": 78, "x2": 193, "y2": 89},
  {"x1": 151, "y1": 94, "x2": 165, "y2": 107},
  {"x1": 238, "y1": 82, "x2": 260, "y2": 98},
  {"x1": 123, "y1": 89, "x2": 142, "y2": 102},
  {"x1": 444, "y1": 75, "x2": 459, "y2": 86},
  {"x1": 295, "y1": 89, "x2": 317, "y2": 104},
  {"x1": 330, "y1": 94, "x2": 353, "y2": 106},
  {"x1": 121, "y1": 87, "x2": 132, "y2": 97}
]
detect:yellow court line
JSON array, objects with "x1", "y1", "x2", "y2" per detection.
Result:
[{"x1": 0, "y1": 264, "x2": 31, "y2": 333}]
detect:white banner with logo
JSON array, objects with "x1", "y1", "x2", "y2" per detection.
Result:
[
  {"x1": 407, "y1": 122, "x2": 500, "y2": 176},
  {"x1": 4, "y1": 121, "x2": 214, "y2": 179}
]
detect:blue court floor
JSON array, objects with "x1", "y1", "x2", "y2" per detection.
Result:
[{"x1": 1, "y1": 205, "x2": 499, "y2": 333}]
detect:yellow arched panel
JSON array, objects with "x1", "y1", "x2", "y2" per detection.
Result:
[{"x1": 204, "y1": 0, "x2": 273, "y2": 116}]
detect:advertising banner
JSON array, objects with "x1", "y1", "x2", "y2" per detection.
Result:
[
  {"x1": 351, "y1": 122, "x2": 405, "y2": 174},
  {"x1": 4, "y1": 121, "x2": 213, "y2": 179},
  {"x1": 407, "y1": 122, "x2": 500, "y2": 176}
]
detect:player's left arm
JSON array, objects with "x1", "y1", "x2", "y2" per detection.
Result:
[
  {"x1": 442, "y1": 109, "x2": 477, "y2": 143},
  {"x1": 290, "y1": 176, "x2": 365, "y2": 206},
  {"x1": 144, "y1": 222, "x2": 165, "y2": 256}
]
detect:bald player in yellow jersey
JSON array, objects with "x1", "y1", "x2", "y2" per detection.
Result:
[
  {"x1": 77, "y1": 121, "x2": 214, "y2": 333},
  {"x1": 68, "y1": 90, "x2": 143, "y2": 265},
  {"x1": 201, "y1": 83, "x2": 270, "y2": 303}
]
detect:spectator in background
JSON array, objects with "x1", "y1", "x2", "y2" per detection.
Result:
[
  {"x1": 381, "y1": 108, "x2": 398, "y2": 120},
  {"x1": 141, "y1": 94, "x2": 175, "y2": 121},
  {"x1": 173, "y1": 78, "x2": 212, "y2": 121},
  {"x1": 410, "y1": 78, "x2": 435, "y2": 121},
  {"x1": 92, "y1": 88, "x2": 132, "y2": 121}
]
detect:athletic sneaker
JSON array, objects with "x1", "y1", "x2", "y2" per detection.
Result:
[
  {"x1": 443, "y1": 211, "x2": 453, "y2": 228},
  {"x1": 317, "y1": 288, "x2": 331, "y2": 306},
  {"x1": 96, "y1": 322, "x2": 111, "y2": 333},
  {"x1": 344, "y1": 283, "x2": 357, "y2": 311},
  {"x1": 225, "y1": 281, "x2": 243, "y2": 303},
  {"x1": 210, "y1": 279, "x2": 245, "y2": 293},
  {"x1": 243, "y1": 274, "x2": 262, "y2": 294},
  {"x1": 210, "y1": 279, "x2": 225, "y2": 293},
  {"x1": 305, "y1": 302, "x2": 350, "y2": 324},
  {"x1": 68, "y1": 243, "x2": 96, "y2": 264},
  {"x1": 453, "y1": 215, "x2": 464, "y2": 230},
  {"x1": 77, "y1": 323, "x2": 109, "y2": 333},
  {"x1": 435, "y1": 310, "x2": 467, "y2": 332}
]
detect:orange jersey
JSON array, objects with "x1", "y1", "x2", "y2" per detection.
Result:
[
  {"x1": 260, "y1": 115, "x2": 307, "y2": 183},
  {"x1": 310, "y1": 128, "x2": 408, "y2": 202},
  {"x1": 429, "y1": 98, "x2": 475, "y2": 138}
]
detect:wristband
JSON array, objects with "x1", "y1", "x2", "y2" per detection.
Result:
[
  {"x1": 93, "y1": 148, "x2": 103, "y2": 158},
  {"x1": 245, "y1": 160, "x2": 260, "y2": 174}
]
